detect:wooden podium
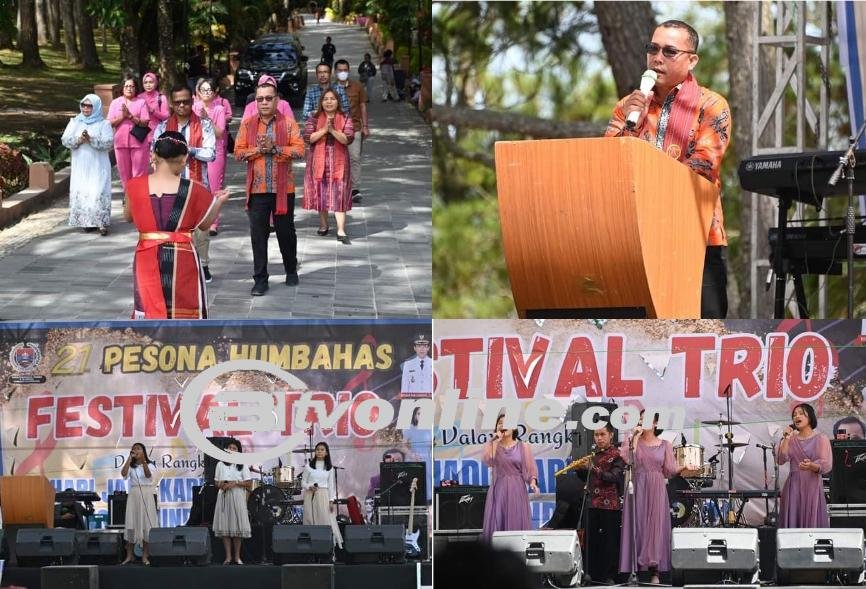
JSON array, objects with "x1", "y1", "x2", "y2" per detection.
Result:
[
  {"x1": 495, "y1": 137, "x2": 719, "y2": 318},
  {"x1": 0, "y1": 475, "x2": 56, "y2": 527}
]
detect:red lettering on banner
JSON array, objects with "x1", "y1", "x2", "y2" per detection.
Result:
[
  {"x1": 145, "y1": 395, "x2": 159, "y2": 437},
  {"x1": 56, "y1": 396, "x2": 85, "y2": 438},
  {"x1": 787, "y1": 333, "x2": 832, "y2": 400},
  {"x1": 85, "y1": 396, "x2": 113, "y2": 437},
  {"x1": 605, "y1": 335, "x2": 642, "y2": 397},
  {"x1": 27, "y1": 396, "x2": 54, "y2": 439},
  {"x1": 334, "y1": 390, "x2": 352, "y2": 437},
  {"x1": 113, "y1": 395, "x2": 143, "y2": 437},
  {"x1": 765, "y1": 334, "x2": 788, "y2": 399},
  {"x1": 157, "y1": 395, "x2": 182, "y2": 436},
  {"x1": 718, "y1": 334, "x2": 763, "y2": 398},
  {"x1": 555, "y1": 336, "x2": 603, "y2": 397},
  {"x1": 196, "y1": 393, "x2": 216, "y2": 431},
  {"x1": 486, "y1": 337, "x2": 504, "y2": 399},
  {"x1": 505, "y1": 335, "x2": 550, "y2": 399},
  {"x1": 671, "y1": 334, "x2": 716, "y2": 398},
  {"x1": 439, "y1": 338, "x2": 483, "y2": 398}
]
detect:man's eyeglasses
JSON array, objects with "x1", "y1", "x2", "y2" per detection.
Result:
[
  {"x1": 173, "y1": 99, "x2": 192, "y2": 106},
  {"x1": 645, "y1": 42, "x2": 696, "y2": 59},
  {"x1": 255, "y1": 96, "x2": 276, "y2": 103},
  {"x1": 199, "y1": 88, "x2": 213, "y2": 94}
]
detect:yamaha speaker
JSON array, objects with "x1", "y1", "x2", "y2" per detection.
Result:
[
  {"x1": 75, "y1": 530, "x2": 124, "y2": 565},
  {"x1": 568, "y1": 401, "x2": 618, "y2": 459},
  {"x1": 830, "y1": 440, "x2": 866, "y2": 504},
  {"x1": 16, "y1": 528, "x2": 79, "y2": 566},
  {"x1": 41, "y1": 565, "x2": 98, "y2": 589},
  {"x1": 343, "y1": 525, "x2": 405, "y2": 564},
  {"x1": 378, "y1": 506, "x2": 429, "y2": 560},
  {"x1": 280, "y1": 564, "x2": 334, "y2": 589},
  {"x1": 434, "y1": 486, "x2": 487, "y2": 531},
  {"x1": 148, "y1": 526, "x2": 211, "y2": 566},
  {"x1": 776, "y1": 527, "x2": 865, "y2": 585},
  {"x1": 491, "y1": 530, "x2": 583, "y2": 587},
  {"x1": 272, "y1": 525, "x2": 333, "y2": 564},
  {"x1": 203, "y1": 437, "x2": 234, "y2": 482},
  {"x1": 379, "y1": 462, "x2": 426, "y2": 505},
  {"x1": 670, "y1": 528, "x2": 759, "y2": 586}
]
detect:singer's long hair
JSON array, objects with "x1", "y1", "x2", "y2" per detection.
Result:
[
  {"x1": 130, "y1": 442, "x2": 155, "y2": 467},
  {"x1": 223, "y1": 438, "x2": 244, "y2": 471},
  {"x1": 792, "y1": 403, "x2": 818, "y2": 430},
  {"x1": 310, "y1": 442, "x2": 333, "y2": 471},
  {"x1": 638, "y1": 409, "x2": 664, "y2": 436},
  {"x1": 496, "y1": 414, "x2": 521, "y2": 441}
]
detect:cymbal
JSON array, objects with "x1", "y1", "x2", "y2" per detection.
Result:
[
  {"x1": 291, "y1": 448, "x2": 314, "y2": 454},
  {"x1": 714, "y1": 442, "x2": 748, "y2": 449},
  {"x1": 701, "y1": 419, "x2": 741, "y2": 426}
]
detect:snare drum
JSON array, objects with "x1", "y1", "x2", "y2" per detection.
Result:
[
  {"x1": 673, "y1": 444, "x2": 704, "y2": 470},
  {"x1": 272, "y1": 466, "x2": 295, "y2": 488},
  {"x1": 250, "y1": 479, "x2": 263, "y2": 492},
  {"x1": 697, "y1": 462, "x2": 716, "y2": 479}
]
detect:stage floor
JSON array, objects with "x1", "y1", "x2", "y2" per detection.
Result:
[{"x1": 3, "y1": 562, "x2": 432, "y2": 589}]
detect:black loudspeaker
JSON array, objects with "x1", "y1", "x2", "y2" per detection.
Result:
[
  {"x1": 186, "y1": 484, "x2": 218, "y2": 526},
  {"x1": 272, "y1": 525, "x2": 333, "y2": 564},
  {"x1": 41, "y1": 565, "x2": 98, "y2": 589},
  {"x1": 203, "y1": 436, "x2": 234, "y2": 482},
  {"x1": 434, "y1": 486, "x2": 486, "y2": 531},
  {"x1": 379, "y1": 462, "x2": 426, "y2": 505},
  {"x1": 148, "y1": 526, "x2": 211, "y2": 566},
  {"x1": 670, "y1": 528, "x2": 759, "y2": 586},
  {"x1": 280, "y1": 564, "x2": 334, "y2": 589},
  {"x1": 568, "y1": 402, "x2": 618, "y2": 459},
  {"x1": 343, "y1": 525, "x2": 405, "y2": 564},
  {"x1": 75, "y1": 530, "x2": 124, "y2": 565},
  {"x1": 16, "y1": 528, "x2": 78, "y2": 566},
  {"x1": 108, "y1": 493, "x2": 127, "y2": 528},
  {"x1": 776, "y1": 527, "x2": 865, "y2": 585},
  {"x1": 758, "y1": 526, "x2": 777, "y2": 582},
  {"x1": 378, "y1": 507, "x2": 429, "y2": 560},
  {"x1": 831, "y1": 440, "x2": 866, "y2": 504}
]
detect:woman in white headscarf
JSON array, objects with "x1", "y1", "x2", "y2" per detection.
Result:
[{"x1": 61, "y1": 93, "x2": 115, "y2": 235}]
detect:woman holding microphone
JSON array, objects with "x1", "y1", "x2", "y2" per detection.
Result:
[
  {"x1": 777, "y1": 403, "x2": 832, "y2": 528},
  {"x1": 121, "y1": 443, "x2": 158, "y2": 565},
  {"x1": 302, "y1": 442, "x2": 343, "y2": 549}
]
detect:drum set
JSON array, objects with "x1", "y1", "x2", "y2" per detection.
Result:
[{"x1": 247, "y1": 459, "x2": 306, "y2": 525}]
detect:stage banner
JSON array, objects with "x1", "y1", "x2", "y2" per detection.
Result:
[
  {"x1": 0, "y1": 319, "x2": 432, "y2": 528},
  {"x1": 433, "y1": 319, "x2": 866, "y2": 529}
]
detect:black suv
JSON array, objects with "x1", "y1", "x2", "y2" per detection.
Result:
[{"x1": 234, "y1": 35, "x2": 309, "y2": 107}]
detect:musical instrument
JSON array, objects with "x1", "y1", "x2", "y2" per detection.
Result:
[
  {"x1": 738, "y1": 149, "x2": 866, "y2": 207},
  {"x1": 668, "y1": 477, "x2": 694, "y2": 527},
  {"x1": 292, "y1": 448, "x2": 314, "y2": 454},
  {"x1": 272, "y1": 466, "x2": 297, "y2": 491},
  {"x1": 675, "y1": 489, "x2": 780, "y2": 500},
  {"x1": 768, "y1": 224, "x2": 866, "y2": 275},
  {"x1": 404, "y1": 477, "x2": 421, "y2": 558},
  {"x1": 714, "y1": 442, "x2": 749, "y2": 449},
  {"x1": 247, "y1": 484, "x2": 302, "y2": 525},
  {"x1": 346, "y1": 495, "x2": 365, "y2": 524},
  {"x1": 55, "y1": 491, "x2": 100, "y2": 503},
  {"x1": 673, "y1": 444, "x2": 703, "y2": 470},
  {"x1": 554, "y1": 452, "x2": 594, "y2": 477},
  {"x1": 249, "y1": 479, "x2": 262, "y2": 492},
  {"x1": 700, "y1": 419, "x2": 741, "y2": 426}
]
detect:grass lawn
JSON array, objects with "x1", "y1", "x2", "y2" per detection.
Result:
[{"x1": 0, "y1": 43, "x2": 121, "y2": 148}]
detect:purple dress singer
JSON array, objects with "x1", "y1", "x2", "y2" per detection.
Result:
[
  {"x1": 619, "y1": 438, "x2": 679, "y2": 574},
  {"x1": 481, "y1": 441, "x2": 538, "y2": 542},
  {"x1": 777, "y1": 433, "x2": 832, "y2": 528}
]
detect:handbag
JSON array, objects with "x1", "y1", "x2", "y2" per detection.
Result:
[
  {"x1": 130, "y1": 123, "x2": 149, "y2": 143},
  {"x1": 226, "y1": 129, "x2": 235, "y2": 153}
]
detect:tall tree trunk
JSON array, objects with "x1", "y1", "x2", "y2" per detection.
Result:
[
  {"x1": 119, "y1": 0, "x2": 141, "y2": 78},
  {"x1": 48, "y1": 0, "x2": 62, "y2": 49},
  {"x1": 595, "y1": 1, "x2": 656, "y2": 98},
  {"x1": 156, "y1": 0, "x2": 179, "y2": 88},
  {"x1": 18, "y1": 0, "x2": 45, "y2": 68},
  {"x1": 35, "y1": 0, "x2": 48, "y2": 45},
  {"x1": 73, "y1": 0, "x2": 102, "y2": 70},
  {"x1": 61, "y1": 0, "x2": 80, "y2": 63}
]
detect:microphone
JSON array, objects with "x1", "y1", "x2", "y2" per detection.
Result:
[
  {"x1": 783, "y1": 423, "x2": 796, "y2": 437},
  {"x1": 625, "y1": 69, "x2": 658, "y2": 128},
  {"x1": 756, "y1": 443, "x2": 773, "y2": 450}
]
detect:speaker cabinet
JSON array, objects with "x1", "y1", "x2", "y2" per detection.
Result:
[
  {"x1": 75, "y1": 530, "x2": 124, "y2": 565},
  {"x1": 568, "y1": 402, "x2": 619, "y2": 458},
  {"x1": 379, "y1": 462, "x2": 427, "y2": 505},
  {"x1": 377, "y1": 506, "x2": 429, "y2": 560},
  {"x1": 343, "y1": 525, "x2": 405, "y2": 564},
  {"x1": 434, "y1": 486, "x2": 487, "y2": 531},
  {"x1": 272, "y1": 525, "x2": 333, "y2": 564},
  {"x1": 280, "y1": 564, "x2": 334, "y2": 589},
  {"x1": 776, "y1": 527, "x2": 865, "y2": 585},
  {"x1": 830, "y1": 440, "x2": 866, "y2": 504},
  {"x1": 491, "y1": 530, "x2": 582, "y2": 587},
  {"x1": 148, "y1": 526, "x2": 211, "y2": 566},
  {"x1": 16, "y1": 528, "x2": 78, "y2": 566},
  {"x1": 41, "y1": 565, "x2": 98, "y2": 589},
  {"x1": 670, "y1": 528, "x2": 759, "y2": 586},
  {"x1": 107, "y1": 493, "x2": 126, "y2": 528}
]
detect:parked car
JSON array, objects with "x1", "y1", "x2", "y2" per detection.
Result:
[{"x1": 234, "y1": 35, "x2": 309, "y2": 107}]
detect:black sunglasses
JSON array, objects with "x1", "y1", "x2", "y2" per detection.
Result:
[{"x1": 645, "y1": 42, "x2": 696, "y2": 59}]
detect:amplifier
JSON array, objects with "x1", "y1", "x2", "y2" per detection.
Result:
[
  {"x1": 107, "y1": 492, "x2": 158, "y2": 529},
  {"x1": 434, "y1": 486, "x2": 487, "y2": 531},
  {"x1": 671, "y1": 528, "x2": 759, "y2": 586},
  {"x1": 831, "y1": 441, "x2": 866, "y2": 504},
  {"x1": 491, "y1": 530, "x2": 582, "y2": 586},
  {"x1": 377, "y1": 506, "x2": 429, "y2": 560},
  {"x1": 776, "y1": 527, "x2": 865, "y2": 585}
]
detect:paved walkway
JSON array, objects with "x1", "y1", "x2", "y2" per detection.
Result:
[{"x1": 0, "y1": 15, "x2": 431, "y2": 320}]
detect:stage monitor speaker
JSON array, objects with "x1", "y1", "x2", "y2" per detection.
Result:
[
  {"x1": 41, "y1": 565, "x2": 98, "y2": 589},
  {"x1": 272, "y1": 525, "x2": 333, "y2": 564},
  {"x1": 343, "y1": 525, "x2": 405, "y2": 564},
  {"x1": 776, "y1": 527, "x2": 865, "y2": 585},
  {"x1": 16, "y1": 528, "x2": 78, "y2": 566},
  {"x1": 107, "y1": 493, "x2": 126, "y2": 528},
  {"x1": 280, "y1": 564, "x2": 334, "y2": 589},
  {"x1": 434, "y1": 486, "x2": 486, "y2": 531},
  {"x1": 75, "y1": 530, "x2": 124, "y2": 565},
  {"x1": 148, "y1": 526, "x2": 211, "y2": 566},
  {"x1": 491, "y1": 530, "x2": 582, "y2": 587},
  {"x1": 378, "y1": 506, "x2": 429, "y2": 560},
  {"x1": 568, "y1": 402, "x2": 618, "y2": 459},
  {"x1": 670, "y1": 528, "x2": 759, "y2": 586},
  {"x1": 379, "y1": 462, "x2": 426, "y2": 505},
  {"x1": 203, "y1": 437, "x2": 234, "y2": 483},
  {"x1": 831, "y1": 440, "x2": 866, "y2": 504}
]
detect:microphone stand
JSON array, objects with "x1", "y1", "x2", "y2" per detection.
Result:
[
  {"x1": 828, "y1": 119, "x2": 866, "y2": 319},
  {"x1": 378, "y1": 475, "x2": 406, "y2": 529},
  {"x1": 574, "y1": 450, "x2": 596, "y2": 581}
]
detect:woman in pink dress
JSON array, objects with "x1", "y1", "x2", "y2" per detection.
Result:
[
  {"x1": 303, "y1": 89, "x2": 354, "y2": 243},
  {"x1": 194, "y1": 78, "x2": 228, "y2": 235},
  {"x1": 777, "y1": 403, "x2": 832, "y2": 528},
  {"x1": 481, "y1": 414, "x2": 539, "y2": 542},
  {"x1": 108, "y1": 76, "x2": 150, "y2": 188},
  {"x1": 137, "y1": 72, "x2": 169, "y2": 146}
]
